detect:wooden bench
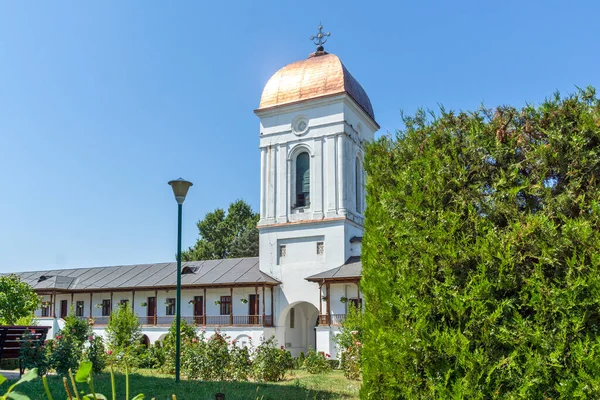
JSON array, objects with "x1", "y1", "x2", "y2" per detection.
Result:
[{"x1": 0, "y1": 326, "x2": 50, "y2": 376}]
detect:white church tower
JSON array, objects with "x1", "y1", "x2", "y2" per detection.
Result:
[{"x1": 255, "y1": 27, "x2": 379, "y2": 356}]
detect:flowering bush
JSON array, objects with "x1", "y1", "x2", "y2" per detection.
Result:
[
  {"x1": 19, "y1": 329, "x2": 49, "y2": 375},
  {"x1": 228, "y1": 344, "x2": 251, "y2": 381},
  {"x1": 251, "y1": 337, "x2": 293, "y2": 382},
  {"x1": 341, "y1": 340, "x2": 361, "y2": 380},
  {"x1": 204, "y1": 332, "x2": 230, "y2": 380},
  {"x1": 304, "y1": 348, "x2": 330, "y2": 374},
  {"x1": 48, "y1": 333, "x2": 80, "y2": 375},
  {"x1": 161, "y1": 318, "x2": 197, "y2": 374},
  {"x1": 181, "y1": 330, "x2": 251, "y2": 381},
  {"x1": 85, "y1": 333, "x2": 106, "y2": 373},
  {"x1": 334, "y1": 304, "x2": 363, "y2": 379}
]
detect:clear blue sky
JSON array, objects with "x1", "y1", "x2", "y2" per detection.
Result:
[{"x1": 1, "y1": 1, "x2": 598, "y2": 272}]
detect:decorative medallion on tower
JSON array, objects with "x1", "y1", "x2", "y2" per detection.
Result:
[{"x1": 292, "y1": 115, "x2": 309, "y2": 135}]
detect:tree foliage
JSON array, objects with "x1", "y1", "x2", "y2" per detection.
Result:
[
  {"x1": 0, "y1": 275, "x2": 39, "y2": 325},
  {"x1": 361, "y1": 87, "x2": 600, "y2": 398},
  {"x1": 106, "y1": 303, "x2": 142, "y2": 353},
  {"x1": 181, "y1": 199, "x2": 259, "y2": 261}
]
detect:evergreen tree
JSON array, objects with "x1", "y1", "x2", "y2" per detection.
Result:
[{"x1": 361, "y1": 87, "x2": 600, "y2": 398}]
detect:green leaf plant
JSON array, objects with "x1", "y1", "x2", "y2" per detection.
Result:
[{"x1": 0, "y1": 368, "x2": 38, "y2": 400}]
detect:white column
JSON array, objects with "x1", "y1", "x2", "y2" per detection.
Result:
[
  {"x1": 313, "y1": 137, "x2": 324, "y2": 219},
  {"x1": 276, "y1": 144, "x2": 288, "y2": 223},
  {"x1": 266, "y1": 146, "x2": 276, "y2": 223},
  {"x1": 325, "y1": 135, "x2": 337, "y2": 217},
  {"x1": 260, "y1": 147, "x2": 267, "y2": 220},
  {"x1": 337, "y1": 134, "x2": 346, "y2": 213}
]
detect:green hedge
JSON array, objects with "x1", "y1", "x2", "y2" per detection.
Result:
[{"x1": 361, "y1": 88, "x2": 600, "y2": 398}]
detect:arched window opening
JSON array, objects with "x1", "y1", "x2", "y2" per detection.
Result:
[
  {"x1": 295, "y1": 152, "x2": 310, "y2": 208},
  {"x1": 356, "y1": 158, "x2": 362, "y2": 213}
]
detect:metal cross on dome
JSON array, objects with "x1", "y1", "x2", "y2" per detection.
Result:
[{"x1": 310, "y1": 24, "x2": 330, "y2": 50}]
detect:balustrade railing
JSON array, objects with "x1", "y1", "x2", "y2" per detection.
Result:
[
  {"x1": 91, "y1": 316, "x2": 110, "y2": 325},
  {"x1": 318, "y1": 313, "x2": 347, "y2": 326},
  {"x1": 132, "y1": 315, "x2": 274, "y2": 327},
  {"x1": 83, "y1": 314, "x2": 274, "y2": 327}
]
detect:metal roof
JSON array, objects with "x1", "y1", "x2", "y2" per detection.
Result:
[
  {"x1": 305, "y1": 256, "x2": 362, "y2": 281},
  {"x1": 12, "y1": 257, "x2": 279, "y2": 292}
]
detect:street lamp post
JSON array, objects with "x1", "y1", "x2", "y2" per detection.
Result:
[{"x1": 168, "y1": 178, "x2": 193, "y2": 383}]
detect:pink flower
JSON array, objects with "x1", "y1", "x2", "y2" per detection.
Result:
[
  {"x1": 326, "y1": 353, "x2": 331, "y2": 358},
  {"x1": 55, "y1": 335, "x2": 61, "y2": 340},
  {"x1": 88, "y1": 336, "x2": 94, "y2": 341},
  {"x1": 280, "y1": 346, "x2": 285, "y2": 350},
  {"x1": 192, "y1": 338, "x2": 197, "y2": 343},
  {"x1": 29, "y1": 329, "x2": 36, "y2": 334},
  {"x1": 107, "y1": 350, "x2": 113, "y2": 356},
  {"x1": 355, "y1": 341, "x2": 361, "y2": 346}
]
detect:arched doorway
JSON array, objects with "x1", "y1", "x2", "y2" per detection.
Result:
[
  {"x1": 279, "y1": 301, "x2": 319, "y2": 357},
  {"x1": 140, "y1": 334, "x2": 150, "y2": 348}
]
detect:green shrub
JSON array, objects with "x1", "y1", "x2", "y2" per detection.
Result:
[
  {"x1": 361, "y1": 87, "x2": 600, "y2": 398},
  {"x1": 251, "y1": 337, "x2": 292, "y2": 382},
  {"x1": 304, "y1": 348, "x2": 330, "y2": 374},
  {"x1": 47, "y1": 333, "x2": 80, "y2": 375},
  {"x1": 161, "y1": 318, "x2": 197, "y2": 374},
  {"x1": 19, "y1": 329, "x2": 49, "y2": 375},
  {"x1": 138, "y1": 341, "x2": 165, "y2": 369},
  {"x1": 293, "y1": 352, "x2": 305, "y2": 370},
  {"x1": 106, "y1": 303, "x2": 142, "y2": 354},
  {"x1": 85, "y1": 333, "x2": 106, "y2": 373},
  {"x1": 204, "y1": 332, "x2": 230, "y2": 381},
  {"x1": 182, "y1": 330, "x2": 251, "y2": 381},
  {"x1": 340, "y1": 344, "x2": 361, "y2": 380},
  {"x1": 228, "y1": 343, "x2": 251, "y2": 381},
  {"x1": 334, "y1": 306, "x2": 363, "y2": 380}
]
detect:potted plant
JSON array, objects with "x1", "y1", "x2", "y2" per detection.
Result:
[
  {"x1": 214, "y1": 300, "x2": 221, "y2": 306},
  {"x1": 188, "y1": 299, "x2": 197, "y2": 305},
  {"x1": 94, "y1": 303, "x2": 102, "y2": 309},
  {"x1": 140, "y1": 302, "x2": 147, "y2": 307},
  {"x1": 340, "y1": 296, "x2": 348, "y2": 303},
  {"x1": 41, "y1": 301, "x2": 50, "y2": 308},
  {"x1": 240, "y1": 298, "x2": 248, "y2": 304}
]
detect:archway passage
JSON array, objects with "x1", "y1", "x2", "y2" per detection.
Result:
[
  {"x1": 140, "y1": 334, "x2": 150, "y2": 348},
  {"x1": 281, "y1": 301, "x2": 319, "y2": 357}
]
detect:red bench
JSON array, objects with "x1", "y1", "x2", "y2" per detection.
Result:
[{"x1": 0, "y1": 326, "x2": 50, "y2": 376}]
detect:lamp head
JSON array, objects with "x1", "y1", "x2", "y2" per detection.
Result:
[{"x1": 168, "y1": 178, "x2": 193, "y2": 204}]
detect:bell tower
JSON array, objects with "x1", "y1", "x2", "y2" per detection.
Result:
[{"x1": 254, "y1": 32, "x2": 379, "y2": 307}]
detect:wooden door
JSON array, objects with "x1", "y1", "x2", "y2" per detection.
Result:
[
  {"x1": 147, "y1": 297, "x2": 156, "y2": 324},
  {"x1": 60, "y1": 300, "x2": 68, "y2": 318},
  {"x1": 249, "y1": 295, "x2": 259, "y2": 324},
  {"x1": 193, "y1": 296, "x2": 203, "y2": 324}
]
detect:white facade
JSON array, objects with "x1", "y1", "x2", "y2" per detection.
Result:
[
  {"x1": 256, "y1": 91, "x2": 377, "y2": 356},
  {"x1": 29, "y1": 49, "x2": 376, "y2": 360}
]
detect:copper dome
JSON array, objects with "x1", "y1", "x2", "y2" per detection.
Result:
[{"x1": 257, "y1": 52, "x2": 375, "y2": 121}]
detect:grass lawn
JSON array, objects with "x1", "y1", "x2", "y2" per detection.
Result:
[{"x1": 7, "y1": 369, "x2": 360, "y2": 400}]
